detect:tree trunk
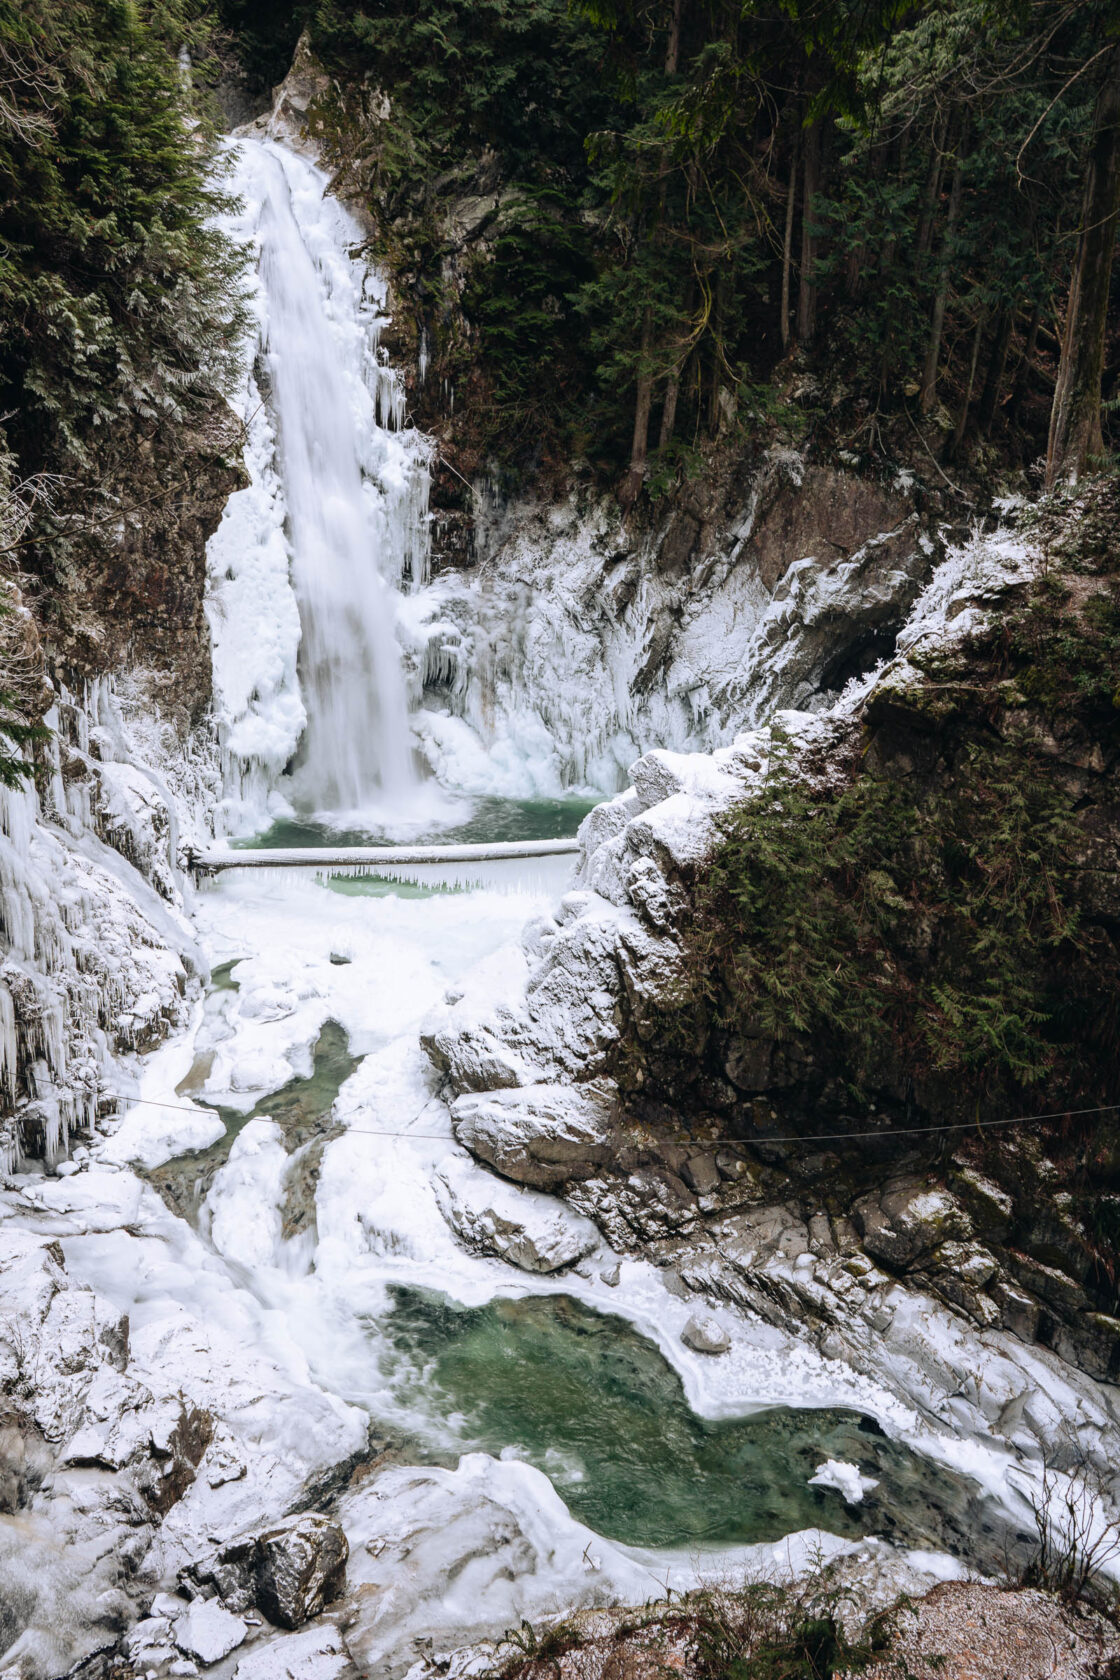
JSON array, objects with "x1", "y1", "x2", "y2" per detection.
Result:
[
  {"x1": 1007, "y1": 300, "x2": 1042, "y2": 426},
  {"x1": 707, "y1": 273, "x2": 727, "y2": 433},
  {"x1": 622, "y1": 306, "x2": 654, "y2": 509},
  {"x1": 915, "y1": 109, "x2": 948, "y2": 264},
  {"x1": 977, "y1": 305, "x2": 1014, "y2": 436},
  {"x1": 649, "y1": 0, "x2": 685, "y2": 458},
  {"x1": 659, "y1": 277, "x2": 694, "y2": 453},
  {"x1": 780, "y1": 122, "x2": 800, "y2": 352},
  {"x1": 950, "y1": 310, "x2": 984, "y2": 457},
  {"x1": 919, "y1": 143, "x2": 964, "y2": 414},
  {"x1": 796, "y1": 119, "x2": 821, "y2": 343},
  {"x1": 845, "y1": 140, "x2": 885, "y2": 298},
  {"x1": 1046, "y1": 43, "x2": 1120, "y2": 487},
  {"x1": 665, "y1": 0, "x2": 682, "y2": 75},
  {"x1": 658, "y1": 368, "x2": 680, "y2": 454}
]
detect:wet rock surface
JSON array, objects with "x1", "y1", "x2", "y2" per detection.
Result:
[{"x1": 182, "y1": 1513, "x2": 349, "y2": 1630}]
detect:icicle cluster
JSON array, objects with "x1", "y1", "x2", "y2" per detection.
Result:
[{"x1": 0, "y1": 682, "x2": 207, "y2": 1171}]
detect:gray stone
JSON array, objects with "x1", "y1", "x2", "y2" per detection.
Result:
[
  {"x1": 808, "y1": 1213, "x2": 836, "y2": 1255},
  {"x1": 715, "y1": 1148, "x2": 750, "y2": 1181},
  {"x1": 181, "y1": 1515, "x2": 348, "y2": 1632},
  {"x1": 681, "y1": 1314, "x2": 731, "y2": 1355},
  {"x1": 950, "y1": 1167, "x2": 1014, "y2": 1241},
  {"x1": 990, "y1": 1279, "x2": 1041, "y2": 1343},
  {"x1": 255, "y1": 1514, "x2": 349, "y2": 1631},
  {"x1": 599, "y1": 1263, "x2": 621, "y2": 1287},
  {"x1": 451, "y1": 1080, "x2": 618, "y2": 1189},
  {"x1": 855, "y1": 1183, "x2": 971, "y2": 1269},
  {"x1": 1045, "y1": 1312, "x2": 1120, "y2": 1384},
  {"x1": 660, "y1": 1267, "x2": 692, "y2": 1300},
  {"x1": 724, "y1": 1035, "x2": 773, "y2": 1092},
  {"x1": 434, "y1": 1158, "x2": 600, "y2": 1274},
  {"x1": 681, "y1": 1153, "x2": 721, "y2": 1196}
]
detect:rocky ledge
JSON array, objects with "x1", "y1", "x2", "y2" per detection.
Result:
[{"x1": 421, "y1": 498, "x2": 1120, "y2": 1505}]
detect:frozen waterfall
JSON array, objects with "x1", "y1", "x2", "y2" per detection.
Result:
[{"x1": 206, "y1": 139, "x2": 432, "y2": 828}]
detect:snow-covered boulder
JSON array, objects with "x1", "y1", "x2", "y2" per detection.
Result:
[
  {"x1": 433, "y1": 1156, "x2": 600, "y2": 1273},
  {"x1": 450, "y1": 1080, "x2": 618, "y2": 1189}
]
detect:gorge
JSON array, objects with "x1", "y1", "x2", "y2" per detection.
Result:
[{"x1": 1, "y1": 10, "x2": 1120, "y2": 1680}]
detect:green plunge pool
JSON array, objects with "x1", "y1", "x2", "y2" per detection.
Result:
[
  {"x1": 231, "y1": 794, "x2": 599, "y2": 850},
  {"x1": 376, "y1": 1287, "x2": 1023, "y2": 1568}
]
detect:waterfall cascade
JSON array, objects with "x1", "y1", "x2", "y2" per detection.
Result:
[{"x1": 207, "y1": 139, "x2": 432, "y2": 829}]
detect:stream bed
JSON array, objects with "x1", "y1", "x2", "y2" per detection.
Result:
[{"x1": 131, "y1": 821, "x2": 1026, "y2": 1601}]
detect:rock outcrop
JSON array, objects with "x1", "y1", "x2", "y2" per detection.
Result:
[{"x1": 427, "y1": 503, "x2": 1120, "y2": 1397}]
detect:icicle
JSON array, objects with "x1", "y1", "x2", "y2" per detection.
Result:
[{"x1": 0, "y1": 979, "x2": 15, "y2": 1103}]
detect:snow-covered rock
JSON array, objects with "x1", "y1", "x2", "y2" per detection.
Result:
[
  {"x1": 680, "y1": 1314, "x2": 731, "y2": 1355},
  {"x1": 434, "y1": 1155, "x2": 600, "y2": 1273},
  {"x1": 449, "y1": 1080, "x2": 619, "y2": 1189},
  {"x1": 809, "y1": 1460, "x2": 879, "y2": 1505},
  {"x1": 233, "y1": 1622, "x2": 356, "y2": 1680},
  {"x1": 410, "y1": 455, "x2": 929, "y2": 799},
  {"x1": 175, "y1": 1598, "x2": 248, "y2": 1664}
]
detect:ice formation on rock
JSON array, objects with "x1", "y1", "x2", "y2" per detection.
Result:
[
  {"x1": 0, "y1": 682, "x2": 206, "y2": 1171},
  {"x1": 407, "y1": 456, "x2": 938, "y2": 799}
]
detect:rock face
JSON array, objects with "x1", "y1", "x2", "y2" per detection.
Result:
[
  {"x1": 409, "y1": 452, "x2": 937, "y2": 795},
  {"x1": 43, "y1": 404, "x2": 245, "y2": 727},
  {"x1": 427, "y1": 512, "x2": 1120, "y2": 1387},
  {"x1": 434, "y1": 1156, "x2": 601, "y2": 1273},
  {"x1": 182, "y1": 1513, "x2": 349, "y2": 1630}
]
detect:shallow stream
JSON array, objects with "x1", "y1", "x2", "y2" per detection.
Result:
[{"x1": 154, "y1": 804, "x2": 1022, "y2": 1593}]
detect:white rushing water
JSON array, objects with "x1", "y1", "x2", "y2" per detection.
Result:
[{"x1": 207, "y1": 139, "x2": 433, "y2": 831}]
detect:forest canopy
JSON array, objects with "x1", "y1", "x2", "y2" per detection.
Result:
[
  {"x1": 218, "y1": 0, "x2": 1120, "y2": 489},
  {"x1": 0, "y1": 0, "x2": 1117, "y2": 496}
]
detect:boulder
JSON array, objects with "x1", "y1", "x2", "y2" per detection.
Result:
[
  {"x1": 434, "y1": 1157, "x2": 600, "y2": 1274},
  {"x1": 629, "y1": 748, "x2": 742, "y2": 813},
  {"x1": 182, "y1": 1513, "x2": 348, "y2": 1631},
  {"x1": 680, "y1": 1154, "x2": 720, "y2": 1197},
  {"x1": 256, "y1": 1514, "x2": 349, "y2": 1631},
  {"x1": 854, "y1": 1183, "x2": 971, "y2": 1269},
  {"x1": 451, "y1": 1080, "x2": 618, "y2": 1190},
  {"x1": 681, "y1": 1314, "x2": 731, "y2": 1355},
  {"x1": 175, "y1": 1598, "x2": 248, "y2": 1665}
]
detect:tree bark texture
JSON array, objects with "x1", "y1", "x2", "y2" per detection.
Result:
[
  {"x1": 977, "y1": 305, "x2": 1014, "y2": 436},
  {"x1": 780, "y1": 122, "x2": 800, "y2": 352},
  {"x1": 796, "y1": 119, "x2": 821, "y2": 343},
  {"x1": 622, "y1": 305, "x2": 654, "y2": 509},
  {"x1": 1046, "y1": 43, "x2": 1120, "y2": 487},
  {"x1": 919, "y1": 143, "x2": 964, "y2": 414}
]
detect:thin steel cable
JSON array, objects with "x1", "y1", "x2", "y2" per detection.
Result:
[{"x1": 98, "y1": 1094, "x2": 1120, "y2": 1147}]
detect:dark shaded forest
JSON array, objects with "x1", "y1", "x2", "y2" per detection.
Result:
[{"x1": 216, "y1": 0, "x2": 1120, "y2": 497}]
